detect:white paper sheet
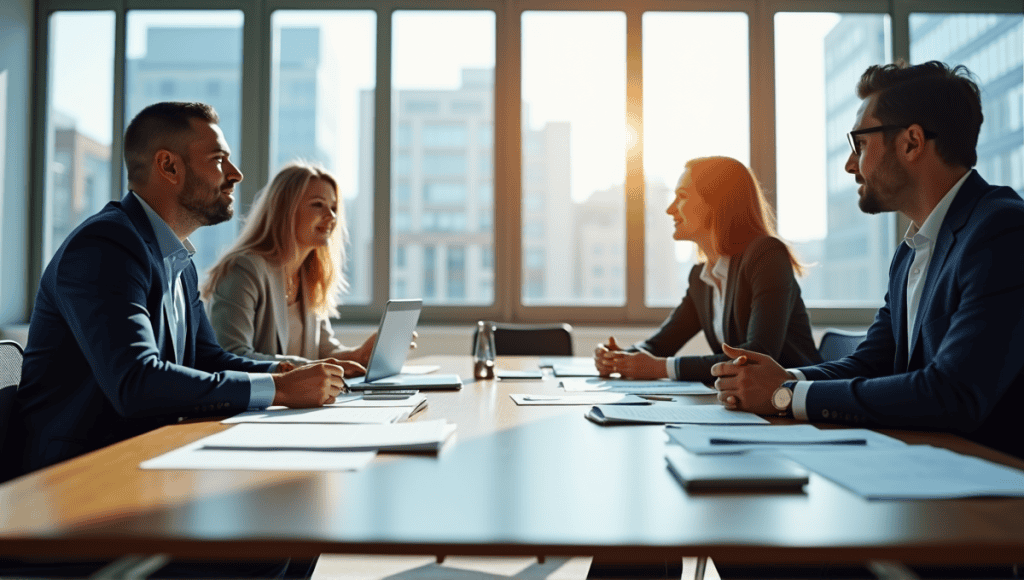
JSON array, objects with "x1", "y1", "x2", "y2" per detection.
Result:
[
  {"x1": 551, "y1": 365, "x2": 601, "y2": 378},
  {"x1": 562, "y1": 378, "x2": 715, "y2": 395},
  {"x1": 141, "y1": 440, "x2": 376, "y2": 471},
  {"x1": 222, "y1": 406, "x2": 408, "y2": 424},
  {"x1": 586, "y1": 404, "x2": 769, "y2": 425},
  {"x1": 199, "y1": 420, "x2": 456, "y2": 452},
  {"x1": 538, "y1": 356, "x2": 593, "y2": 368},
  {"x1": 510, "y1": 393, "x2": 650, "y2": 406},
  {"x1": 782, "y1": 446, "x2": 1024, "y2": 499},
  {"x1": 665, "y1": 424, "x2": 906, "y2": 454}
]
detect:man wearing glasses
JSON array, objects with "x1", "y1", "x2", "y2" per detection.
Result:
[{"x1": 711, "y1": 60, "x2": 1024, "y2": 459}]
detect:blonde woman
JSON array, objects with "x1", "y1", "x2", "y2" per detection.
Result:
[
  {"x1": 203, "y1": 161, "x2": 371, "y2": 373},
  {"x1": 595, "y1": 156, "x2": 821, "y2": 381}
]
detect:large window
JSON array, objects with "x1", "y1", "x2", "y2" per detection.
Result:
[
  {"x1": 43, "y1": 12, "x2": 115, "y2": 265},
  {"x1": 642, "y1": 12, "x2": 750, "y2": 308},
  {"x1": 124, "y1": 10, "x2": 244, "y2": 281},
  {"x1": 521, "y1": 12, "x2": 626, "y2": 306},
  {"x1": 910, "y1": 13, "x2": 1024, "y2": 195},
  {"x1": 271, "y1": 10, "x2": 376, "y2": 305},
  {"x1": 390, "y1": 10, "x2": 495, "y2": 306},
  {"x1": 775, "y1": 12, "x2": 893, "y2": 306},
  {"x1": 28, "y1": 0, "x2": 1023, "y2": 326}
]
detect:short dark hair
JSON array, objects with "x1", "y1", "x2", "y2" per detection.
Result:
[
  {"x1": 123, "y1": 102, "x2": 219, "y2": 186},
  {"x1": 857, "y1": 60, "x2": 982, "y2": 168}
]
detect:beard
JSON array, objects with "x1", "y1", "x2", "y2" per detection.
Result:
[
  {"x1": 858, "y1": 146, "x2": 910, "y2": 215},
  {"x1": 178, "y1": 168, "x2": 233, "y2": 226}
]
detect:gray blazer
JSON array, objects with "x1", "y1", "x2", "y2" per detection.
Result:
[{"x1": 206, "y1": 253, "x2": 346, "y2": 364}]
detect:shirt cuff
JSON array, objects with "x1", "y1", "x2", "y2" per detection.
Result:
[
  {"x1": 787, "y1": 368, "x2": 806, "y2": 381},
  {"x1": 666, "y1": 357, "x2": 678, "y2": 381},
  {"x1": 247, "y1": 373, "x2": 277, "y2": 410},
  {"x1": 791, "y1": 381, "x2": 812, "y2": 421}
]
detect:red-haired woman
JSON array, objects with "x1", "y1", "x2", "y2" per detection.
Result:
[{"x1": 595, "y1": 156, "x2": 821, "y2": 380}]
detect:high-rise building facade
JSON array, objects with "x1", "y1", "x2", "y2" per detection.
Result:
[{"x1": 820, "y1": 13, "x2": 1023, "y2": 302}]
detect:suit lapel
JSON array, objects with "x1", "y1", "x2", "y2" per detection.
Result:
[
  {"x1": 906, "y1": 171, "x2": 982, "y2": 363},
  {"x1": 892, "y1": 246, "x2": 912, "y2": 373},
  {"x1": 722, "y1": 255, "x2": 741, "y2": 345},
  {"x1": 121, "y1": 193, "x2": 174, "y2": 361}
]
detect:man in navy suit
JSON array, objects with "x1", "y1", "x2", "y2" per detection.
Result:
[
  {"x1": 712, "y1": 61, "x2": 1024, "y2": 459},
  {"x1": 15, "y1": 102, "x2": 348, "y2": 476}
]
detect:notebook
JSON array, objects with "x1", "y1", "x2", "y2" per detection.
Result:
[
  {"x1": 345, "y1": 299, "x2": 463, "y2": 390},
  {"x1": 665, "y1": 447, "x2": 809, "y2": 492}
]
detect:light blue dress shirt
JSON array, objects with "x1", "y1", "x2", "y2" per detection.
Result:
[{"x1": 131, "y1": 192, "x2": 276, "y2": 409}]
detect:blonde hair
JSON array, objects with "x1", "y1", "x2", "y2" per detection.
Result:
[
  {"x1": 202, "y1": 161, "x2": 347, "y2": 317},
  {"x1": 684, "y1": 156, "x2": 803, "y2": 275}
]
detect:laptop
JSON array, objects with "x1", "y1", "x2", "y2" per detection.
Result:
[{"x1": 345, "y1": 299, "x2": 463, "y2": 390}]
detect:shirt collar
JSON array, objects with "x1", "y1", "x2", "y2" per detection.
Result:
[
  {"x1": 903, "y1": 169, "x2": 972, "y2": 250},
  {"x1": 130, "y1": 191, "x2": 197, "y2": 260},
  {"x1": 699, "y1": 255, "x2": 730, "y2": 289}
]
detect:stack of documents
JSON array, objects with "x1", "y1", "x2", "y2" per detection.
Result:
[
  {"x1": 141, "y1": 420, "x2": 456, "y2": 471},
  {"x1": 223, "y1": 406, "x2": 411, "y2": 425},
  {"x1": 561, "y1": 378, "x2": 715, "y2": 395},
  {"x1": 665, "y1": 424, "x2": 906, "y2": 454},
  {"x1": 586, "y1": 405, "x2": 769, "y2": 426}
]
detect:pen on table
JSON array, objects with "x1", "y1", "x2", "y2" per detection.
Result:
[
  {"x1": 637, "y1": 395, "x2": 674, "y2": 401},
  {"x1": 362, "y1": 393, "x2": 415, "y2": 400}
]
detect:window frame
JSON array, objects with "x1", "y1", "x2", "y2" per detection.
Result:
[{"x1": 29, "y1": 0, "x2": 1023, "y2": 327}]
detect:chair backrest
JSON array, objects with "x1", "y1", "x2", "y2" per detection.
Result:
[
  {"x1": 818, "y1": 329, "x2": 867, "y2": 362},
  {"x1": 471, "y1": 323, "x2": 574, "y2": 357},
  {"x1": 0, "y1": 340, "x2": 24, "y2": 483}
]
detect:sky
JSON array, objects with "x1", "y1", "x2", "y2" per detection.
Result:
[{"x1": 49, "y1": 9, "x2": 848, "y2": 243}]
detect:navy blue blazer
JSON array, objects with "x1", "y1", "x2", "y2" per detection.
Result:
[
  {"x1": 795, "y1": 171, "x2": 1024, "y2": 458},
  {"x1": 16, "y1": 193, "x2": 275, "y2": 474}
]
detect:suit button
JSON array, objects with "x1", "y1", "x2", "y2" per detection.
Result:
[{"x1": 822, "y1": 410, "x2": 829, "y2": 419}]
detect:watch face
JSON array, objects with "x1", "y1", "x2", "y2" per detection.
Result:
[{"x1": 773, "y1": 386, "x2": 793, "y2": 411}]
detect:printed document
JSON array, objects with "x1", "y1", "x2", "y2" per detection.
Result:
[
  {"x1": 783, "y1": 445, "x2": 1024, "y2": 499},
  {"x1": 586, "y1": 404, "x2": 769, "y2": 425},
  {"x1": 665, "y1": 424, "x2": 906, "y2": 454},
  {"x1": 510, "y1": 393, "x2": 650, "y2": 406},
  {"x1": 562, "y1": 378, "x2": 715, "y2": 395},
  {"x1": 141, "y1": 441, "x2": 375, "y2": 471}
]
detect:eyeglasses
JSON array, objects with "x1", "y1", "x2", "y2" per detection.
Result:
[{"x1": 847, "y1": 125, "x2": 938, "y2": 156}]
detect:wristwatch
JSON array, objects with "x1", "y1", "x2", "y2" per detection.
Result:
[{"x1": 772, "y1": 380, "x2": 796, "y2": 416}]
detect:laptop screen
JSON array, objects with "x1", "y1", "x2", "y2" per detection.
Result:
[{"x1": 363, "y1": 299, "x2": 422, "y2": 382}]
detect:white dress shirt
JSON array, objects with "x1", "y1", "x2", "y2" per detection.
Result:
[{"x1": 667, "y1": 257, "x2": 730, "y2": 380}]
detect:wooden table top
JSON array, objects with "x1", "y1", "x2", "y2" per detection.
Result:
[{"x1": 2, "y1": 355, "x2": 1024, "y2": 564}]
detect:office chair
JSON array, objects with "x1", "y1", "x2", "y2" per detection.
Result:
[
  {"x1": 818, "y1": 328, "x2": 867, "y2": 362},
  {"x1": 471, "y1": 323, "x2": 574, "y2": 356},
  {"x1": 0, "y1": 340, "x2": 24, "y2": 485}
]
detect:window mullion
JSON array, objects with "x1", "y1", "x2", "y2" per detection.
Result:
[
  {"x1": 625, "y1": 7, "x2": 645, "y2": 322},
  {"x1": 373, "y1": 8, "x2": 393, "y2": 314}
]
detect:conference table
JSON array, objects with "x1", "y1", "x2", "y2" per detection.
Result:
[{"x1": 2, "y1": 355, "x2": 1024, "y2": 574}]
